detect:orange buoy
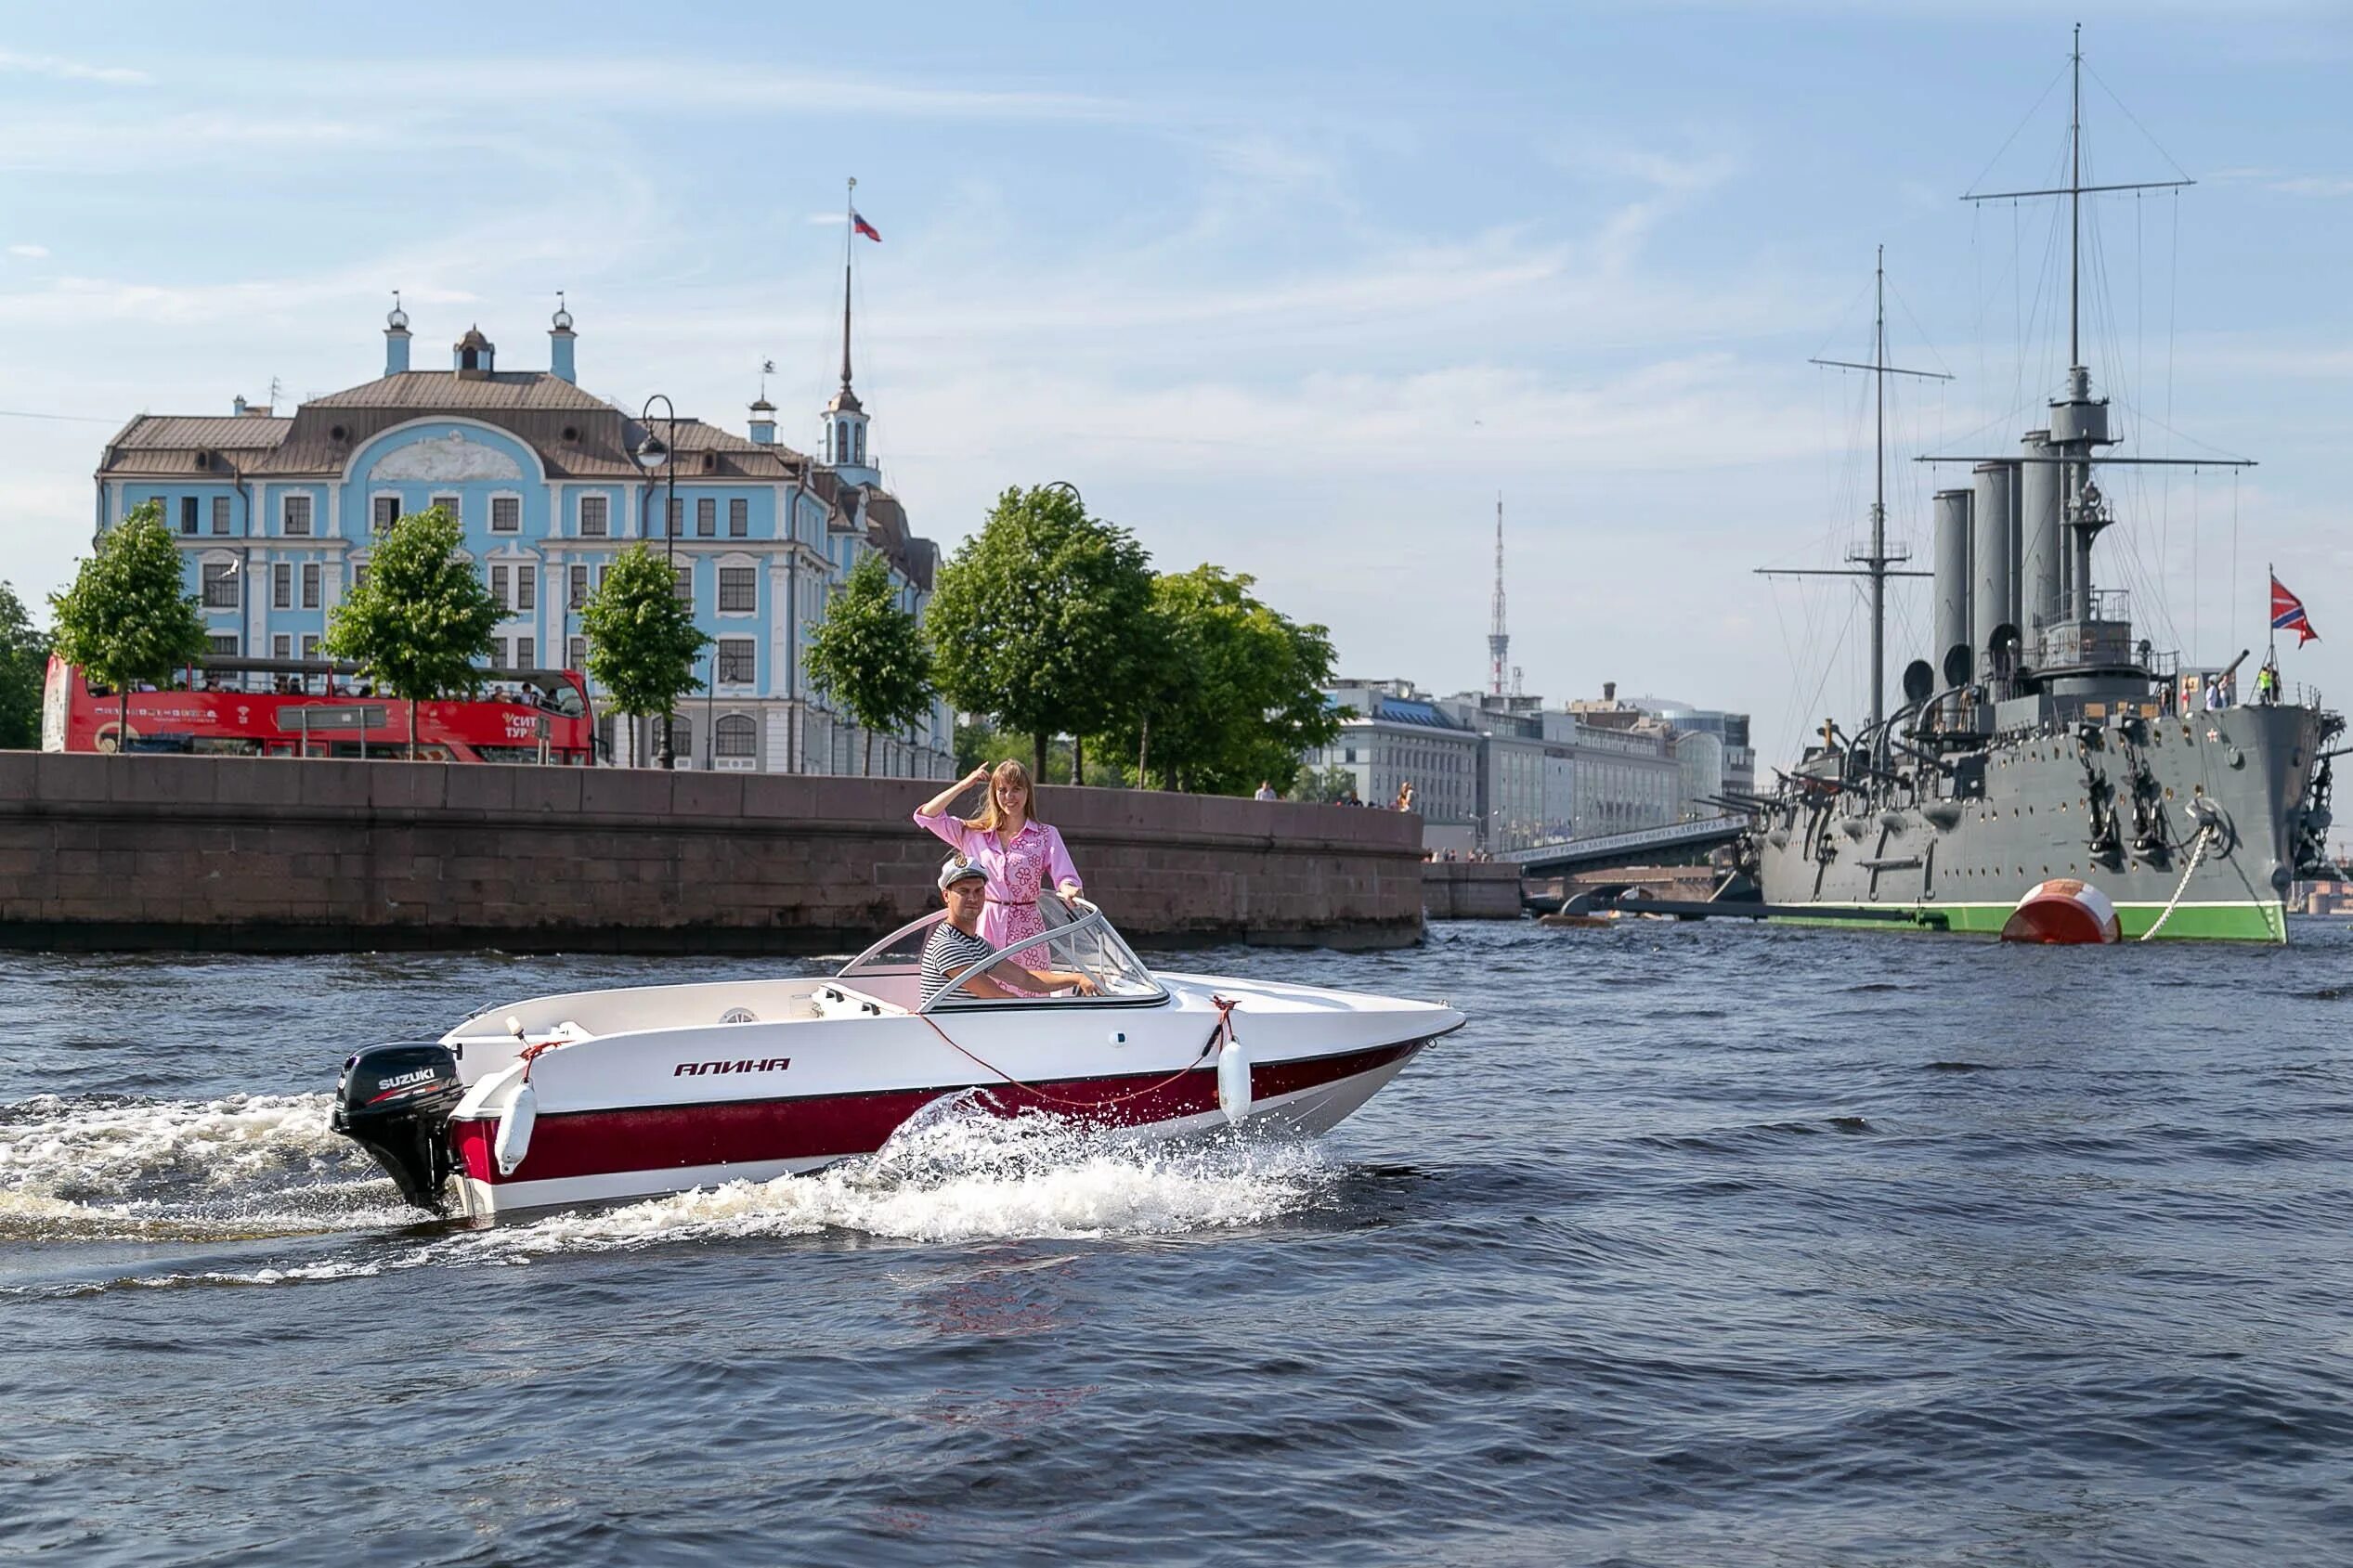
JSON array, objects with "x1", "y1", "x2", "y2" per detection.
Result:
[{"x1": 1999, "y1": 878, "x2": 2122, "y2": 944}]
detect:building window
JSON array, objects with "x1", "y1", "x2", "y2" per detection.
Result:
[
  {"x1": 579, "y1": 495, "x2": 608, "y2": 538},
  {"x1": 283, "y1": 495, "x2": 313, "y2": 537},
  {"x1": 202, "y1": 562, "x2": 239, "y2": 609},
  {"x1": 728, "y1": 498, "x2": 748, "y2": 538},
  {"x1": 515, "y1": 636, "x2": 535, "y2": 667},
  {"x1": 716, "y1": 714, "x2": 756, "y2": 758},
  {"x1": 569, "y1": 564, "x2": 590, "y2": 609},
  {"x1": 490, "y1": 495, "x2": 520, "y2": 533},
  {"x1": 432, "y1": 493, "x2": 460, "y2": 523},
  {"x1": 668, "y1": 498, "x2": 683, "y2": 538},
  {"x1": 673, "y1": 566, "x2": 693, "y2": 604},
  {"x1": 514, "y1": 564, "x2": 535, "y2": 612},
  {"x1": 667, "y1": 716, "x2": 691, "y2": 758},
  {"x1": 853, "y1": 424, "x2": 864, "y2": 465},
  {"x1": 718, "y1": 566, "x2": 756, "y2": 614},
  {"x1": 273, "y1": 634, "x2": 291, "y2": 659},
  {"x1": 353, "y1": 563, "x2": 370, "y2": 592},
  {"x1": 302, "y1": 563, "x2": 320, "y2": 609},
  {"x1": 212, "y1": 496, "x2": 230, "y2": 535},
  {"x1": 490, "y1": 637, "x2": 508, "y2": 669},
  {"x1": 717, "y1": 637, "x2": 754, "y2": 684},
  {"x1": 373, "y1": 496, "x2": 399, "y2": 531},
  {"x1": 179, "y1": 497, "x2": 199, "y2": 536},
  {"x1": 272, "y1": 563, "x2": 292, "y2": 608},
  {"x1": 696, "y1": 497, "x2": 716, "y2": 538},
  {"x1": 568, "y1": 635, "x2": 587, "y2": 668},
  {"x1": 489, "y1": 564, "x2": 509, "y2": 608},
  {"x1": 207, "y1": 633, "x2": 239, "y2": 655}
]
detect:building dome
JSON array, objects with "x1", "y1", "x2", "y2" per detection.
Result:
[
  {"x1": 551, "y1": 292, "x2": 573, "y2": 332},
  {"x1": 386, "y1": 291, "x2": 409, "y2": 331},
  {"x1": 456, "y1": 325, "x2": 493, "y2": 353}
]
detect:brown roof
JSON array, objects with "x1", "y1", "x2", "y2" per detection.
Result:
[
  {"x1": 98, "y1": 373, "x2": 829, "y2": 488},
  {"x1": 308, "y1": 370, "x2": 610, "y2": 411},
  {"x1": 111, "y1": 415, "x2": 293, "y2": 451}
]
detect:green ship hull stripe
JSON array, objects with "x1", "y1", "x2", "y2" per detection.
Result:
[{"x1": 1764, "y1": 899, "x2": 2285, "y2": 942}]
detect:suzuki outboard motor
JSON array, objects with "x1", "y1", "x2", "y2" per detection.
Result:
[{"x1": 332, "y1": 1043, "x2": 463, "y2": 1212}]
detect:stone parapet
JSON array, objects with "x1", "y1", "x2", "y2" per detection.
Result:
[
  {"x1": 0, "y1": 754, "x2": 1424, "y2": 953},
  {"x1": 1421, "y1": 861, "x2": 1525, "y2": 920}
]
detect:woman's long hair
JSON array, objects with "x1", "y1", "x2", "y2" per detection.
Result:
[{"x1": 962, "y1": 758, "x2": 1046, "y2": 834}]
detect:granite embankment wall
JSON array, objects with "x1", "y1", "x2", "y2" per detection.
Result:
[
  {"x1": 0, "y1": 753, "x2": 1425, "y2": 953},
  {"x1": 1420, "y1": 862, "x2": 1525, "y2": 920}
]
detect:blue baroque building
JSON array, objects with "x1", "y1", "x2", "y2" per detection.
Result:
[{"x1": 90, "y1": 301, "x2": 953, "y2": 778}]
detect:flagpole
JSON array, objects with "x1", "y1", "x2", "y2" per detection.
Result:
[
  {"x1": 2269, "y1": 560, "x2": 2277, "y2": 662},
  {"x1": 840, "y1": 176, "x2": 856, "y2": 393}
]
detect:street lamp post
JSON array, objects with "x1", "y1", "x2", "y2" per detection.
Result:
[{"x1": 635, "y1": 394, "x2": 678, "y2": 769}]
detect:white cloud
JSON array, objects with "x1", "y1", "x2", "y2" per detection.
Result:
[
  {"x1": 0, "y1": 49, "x2": 148, "y2": 86},
  {"x1": 6, "y1": 243, "x2": 48, "y2": 258}
]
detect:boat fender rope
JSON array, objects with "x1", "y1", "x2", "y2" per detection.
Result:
[
  {"x1": 915, "y1": 994, "x2": 1241, "y2": 1113},
  {"x1": 2140, "y1": 818, "x2": 2221, "y2": 942},
  {"x1": 516, "y1": 1039, "x2": 564, "y2": 1082}
]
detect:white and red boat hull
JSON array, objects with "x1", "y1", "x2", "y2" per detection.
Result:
[{"x1": 427, "y1": 972, "x2": 1459, "y2": 1218}]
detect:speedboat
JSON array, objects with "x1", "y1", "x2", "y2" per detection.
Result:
[{"x1": 332, "y1": 898, "x2": 1463, "y2": 1218}]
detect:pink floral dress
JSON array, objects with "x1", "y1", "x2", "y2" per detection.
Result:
[{"x1": 912, "y1": 810, "x2": 1084, "y2": 968}]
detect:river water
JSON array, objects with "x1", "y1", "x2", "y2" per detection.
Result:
[{"x1": 5, "y1": 917, "x2": 2352, "y2": 1566}]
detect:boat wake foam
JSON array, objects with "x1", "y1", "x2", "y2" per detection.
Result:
[
  {"x1": 0, "y1": 1091, "x2": 410, "y2": 1242},
  {"x1": 4, "y1": 1094, "x2": 1335, "y2": 1293},
  {"x1": 461, "y1": 1097, "x2": 1335, "y2": 1261}
]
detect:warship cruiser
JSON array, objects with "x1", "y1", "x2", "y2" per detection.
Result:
[{"x1": 1743, "y1": 32, "x2": 2340, "y2": 942}]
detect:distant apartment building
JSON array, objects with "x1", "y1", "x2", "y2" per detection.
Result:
[
  {"x1": 1313, "y1": 680, "x2": 1480, "y2": 849},
  {"x1": 1617, "y1": 693, "x2": 1758, "y2": 801}
]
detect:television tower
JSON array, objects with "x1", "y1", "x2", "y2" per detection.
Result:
[{"x1": 1488, "y1": 494, "x2": 1509, "y2": 698}]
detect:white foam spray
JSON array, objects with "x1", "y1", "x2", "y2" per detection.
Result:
[
  {"x1": 0, "y1": 1091, "x2": 409, "y2": 1240},
  {"x1": 6, "y1": 1094, "x2": 1336, "y2": 1291}
]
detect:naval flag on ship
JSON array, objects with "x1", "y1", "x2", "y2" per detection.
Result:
[{"x1": 2271, "y1": 572, "x2": 2320, "y2": 647}]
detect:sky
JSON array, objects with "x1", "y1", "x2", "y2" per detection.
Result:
[{"x1": 4, "y1": 1, "x2": 2352, "y2": 765}]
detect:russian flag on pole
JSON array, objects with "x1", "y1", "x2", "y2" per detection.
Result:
[
  {"x1": 852, "y1": 212, "x2": 881, "y2": 242},
  {"x1": 2271, "y1": 573, "x2": 2320, "y2": 645}
]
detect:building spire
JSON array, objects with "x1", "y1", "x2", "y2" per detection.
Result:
[{"x1": 1488, "y1": 493, "x2": 1509, "y2": 698}]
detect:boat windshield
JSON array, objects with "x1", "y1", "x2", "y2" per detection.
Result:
[{"x1": 835, "y1": 897, "x2": 1164, "y2": 1012}]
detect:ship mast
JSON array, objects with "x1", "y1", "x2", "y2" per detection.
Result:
[
  {"x1": 1761, "y1": 249, "x2": 1947, "y2": 729},
  {"x1": 1929, "y1": 28, "x2": 2232, "y2": 643}
]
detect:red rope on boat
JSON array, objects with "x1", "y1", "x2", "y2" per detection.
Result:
[{"x1": 915, "y1": 994, "x2": 1241, "y2": 1112}]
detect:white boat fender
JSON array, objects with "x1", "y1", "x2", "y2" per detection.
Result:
[
  {"x1": 494, "y1": 1081, "x2": 538, "y2": 1175},
  {"x1": 492, "y1": 1039, "x2": 561, "y2": 1176},
  {"x1": 1212, "y1": 995, "x2": 1250, "y2": 1123}
]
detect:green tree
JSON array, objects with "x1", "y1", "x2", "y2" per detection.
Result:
[
  {"x1": 0, "y1": 580, "x2": 54, "y2": 750},
  {"x1": 578, "y1": 544, "x2": 710, "y2": 768},
  {"x1": 926, "y1": 485, "x2": 1155, "y2": 781},
  {"x1": 954, "y1": 714, "x2": 1007, "y2": 776},
  {"x1": 321, "y1": 505, "x2": 500, "y2": 758},
  {"x1": 1099, "y1": 565, "x2": 1342, "y2": 795},
  {"x1": 1293, "y1": 763, "x2": 1357, "y2": 804},
  {"x1": 47, "y1": 501, "x2": 209, "y2": 748},
  {"x1": 804, "y1": 553, "x2": 934, "y2": 775}
]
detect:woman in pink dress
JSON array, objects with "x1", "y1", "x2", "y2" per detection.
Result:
[{"x1": 913, "y1": 759, "x2": 1084, "y2": 973}]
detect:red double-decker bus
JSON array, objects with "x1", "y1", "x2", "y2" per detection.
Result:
[{"x1": 42, "y1": 656, "x2": 596, "y2": 764}]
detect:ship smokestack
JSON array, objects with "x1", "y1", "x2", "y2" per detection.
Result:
[
  {"x1": 2019, "y1": 430, "x2": 2062, "y2": 656},
  {"x1": 1971, "y1": 461, "x2": 2019, "y2": 682},
  {"x1": 1933, "y1": 487, "x2": 1974, "y2": 692}
]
